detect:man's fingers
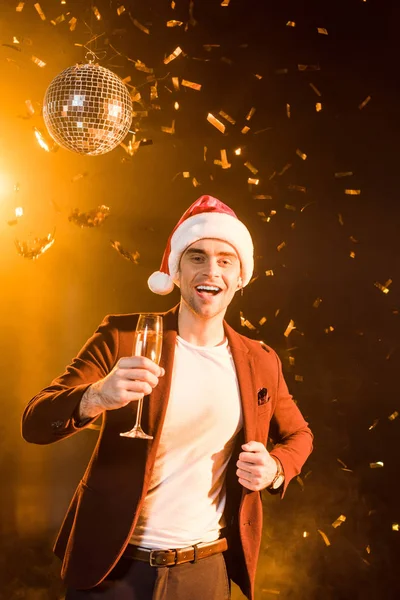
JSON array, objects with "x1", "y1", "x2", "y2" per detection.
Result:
[
  {"x1": 123, "y1": 380, "x2": 153, "y2": 396},
  {"x1": 118, "y1": 356, "x2": 164, "y2": 377},
  {"x1": 118, "y1": 368, "x2": 159, "y2": 388},
  {"x1": 238, "y1": 451, "x2": 266, "y2": 465}
]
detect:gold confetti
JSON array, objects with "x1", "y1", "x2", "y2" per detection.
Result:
[
  {"x1": 207, "y1": 113, "x2": 226, "y2": 133},
  {"x1": 295, "y1": 375, "x2": 303, "y2": 382},
  {"x1": 374, "y1": 281, "x2": 390, "y2": 294},
  {"x1": 34, "y1": 3, "x2": 46, "y2": 20},
  {"x1": 338, "y1": 213, "x2": 344, "y2": 225},
  {"x1": 350, "y1": 251, "x2": 356, "y2": 259},
  {"x1": 317, "y1": 530, "x2": 331, "y2": 546},
  {"x1": 241, "y1": 125, "x2": 250, "y2": 134},
  {"x1": 219, "y1": 111, "x2": 236, "y2": 125},
  {"x1": 254, "y1": 73, "x2": 263, "y2": 79},
  {"x1": 245, "y1": 107, "x2": 256, "y2": 121},
  {"x1": 286, "y1": 21, "x2": 296, "y2": 27},
  {"x1": 182, "y1": 79, "x2": 202, "y2": 91},
  {"x1": 265, "y1": 270, "x2": 274, "y2": 277},
  {"x1": 335, "y1": 171, "x2": 353, "y2": 178},
  {"x1": 51, "y1": 14, "x2": 65, "y2": 25},
  {"x1": 161, "y1": 120, "x2": 175, "y2": 134},
  {"x1": 240, "y1": 312, "x2": 256, "y2": 330},
  {"x1": 369, "y1": 461, "x2": 384, "y2": 469},
  {"x1": 31, "y1": 55, "x2": 46, "y2": 68},
  {"x1": 34, "y1": 127, "x2": 53, "y2": 152},
  {"x1": 345, "y1": 189, "x2": 361, "y2": 195},
  {"x1": 332, "y1": 515, "x2": 346, "y2": 529},
  {"x1": 150, "y1": 83, "x2": 158, "y2": 100},
  {"x1": 313, "y1": 298, "x2": 323, "y2": 308},
  {"x1": 117, "y1": 6, "x2": 126, "y2": 16},
  {"x1": 220, "y1": 149, "x2": 231, "y2": 169},
  {"x1": 309, "y1": 83, "x2": 322, "y2": 96},
  {"x1": 277, "y1": 241, "x2": 286, "y2": 252},
  {"x1": 167, "y1": 19, "x2": 183, "y2": 26},
  {"x1": 164, "y1": 46, "x2": 183, "y2": 64},
  {"x1": 247, "y1": 178, "x2": 259, "y2": 185},
  {"x1": 317, "y1": 27, "x2": 328, "y2": 35},
  {"x1": 298, "y1": 64, "x2": 320, "y2": 71},
  {"x1": 261, "y1": 591, "x2": 280, "y2": 596},
  {"x1": 287, "y1": 184, "x2": 306, "y2": 192},
  {"x1": 369, "y1": 419, "x2": 379, "y2": 431},
  {"x1": 276, "y1": 68, "x2": 289, "y2": 75},
  {"x1": 284, "y1": 319, "x2": 295, "y2": 337},
  {"x1": 337, "y1": 458, "x2": 349, "y2": 469},
  {"x1": 234, "y1": 147, "x2": 242, "y2": 155},
  {"x1": 244, "y1": 162, "x2": 258, "y2": 174},
  {"x1": 171, "y1": 0, "x2": 176, "y2": 7},
  {"x1": 192, "y1": 177, "x2": 200, "y2": 187},
  {"x1": 132, "y1": 18, "x2": 149, "y2": 33},
  {"x1": 285, "y1": 204, "x2": 296, "y2": 211},
  {"x1": 259, "y1": 316, "x2": 267, "y2": 326},
  {"x1": 393, "y1": 523, "x2": 400, "y2": 532},
  {"x1": 388, "y1": 411, "x2": 399, "y2": 421},
  {"x1": 296, "y1": 148, "x2": 307, "y2": 160},
  {"x1": 254, "y1": 194, "x2": 272, "y2": 200},
  {"x1": 221, "y1": 0, "x2": 231, "y2": 5},
  {"x1": 69, "y1": 205, "x2": 110, "y2": 228},
  {"x1": 15, "y1": 233, "x2": 55, "y2": 260},
  {"x1": 275, "y1": 309, "x2": 280, "y2": 317},
  {"x1": 289, "y1": 356, "x2": 295, "y2": 366},
  {"x1": 324, "y1": 326, "x2": 335, "y2": 333},
  {"x1": 25, "y1": 99, "x2": 35, "y2": 116},
  {"x1": 286, "y1": 103, "x2": 291, "y2": 118},
  {"x1": 303, "y1": 531, "x2": 309, "y2": 538},
  {"x1": 110, "y1": 241, "x2": 139, "y2": 264},
  {"x1": 366, "y1": 545, "x2": 371, "y2": 554},
  {"x1": 15, "y1": 207, "x2": 23, "y2": 217},
  {"x1": 359, "y1": 95, "x2": 371, "y2": 110},
  {"x1": 69, "y1": 17, "x2": 77, "y2": 31},
  {"x1": 172, "y1": 76, "x2": 180, "y2": 91},
  {"x1": 316, "y1": 103, "x2": 322, "y2": 112},
  {"x1": 92, "y1": 6, "x2": 101, "y2": 20},
  {"x1": 133, "y1": 60, "x2": 153, "y2": 74},
  {"x1": 174, "y1": 101, "x2": 179, "y2": 110},
  {"x1": 71, "y1": 172, "x2": 89, "y2": 183},
  {"x1": 16, "y1": 2, "x2": 24, "y2": 11}
]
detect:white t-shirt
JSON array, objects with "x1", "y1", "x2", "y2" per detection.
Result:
[{"x1": 129, "y1": 335, "x2": 243, "y2": 550}]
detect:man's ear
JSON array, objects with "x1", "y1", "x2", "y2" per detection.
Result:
[{"x1": 237, "y1": 276, "x2": 243, "y2": 290}]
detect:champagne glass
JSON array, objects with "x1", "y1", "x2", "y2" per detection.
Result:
[{"x1": 120, "y1": 314, "x2": 163, "y2": 439}]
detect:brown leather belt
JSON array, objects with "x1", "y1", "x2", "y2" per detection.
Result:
[{"x1": 124, "y1": 537, "x2": 228, "y2": 567}]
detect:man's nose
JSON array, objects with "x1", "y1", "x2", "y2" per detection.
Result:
[{"x1": 203, "y1": 258, "x2": 221, "y2": 278}]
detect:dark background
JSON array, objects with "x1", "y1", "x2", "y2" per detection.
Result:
[{"x1": 0, "y1": 0, "x2": 399, "y2": 598}]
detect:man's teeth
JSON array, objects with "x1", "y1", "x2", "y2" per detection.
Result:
[{"x1": 196, "y1": 285, "x2": 221, "y2": 292}]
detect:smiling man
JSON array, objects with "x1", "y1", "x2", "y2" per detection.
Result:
[{"x1": 22, "y1": 195, "x2": 313, "y2": 600}]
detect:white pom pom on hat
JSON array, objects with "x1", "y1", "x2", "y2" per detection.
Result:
[{"x1": 147, "y1": 195, "x2": 254, "y2": 295}]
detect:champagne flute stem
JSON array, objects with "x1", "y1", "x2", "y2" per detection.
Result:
[{"x1": 134, "y1": 396, "x2": 144, "y2": 429}]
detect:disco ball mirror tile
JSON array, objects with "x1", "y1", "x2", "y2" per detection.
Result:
[{"x1": 43, "y1": 63, "x2": 133, "y2": 156}]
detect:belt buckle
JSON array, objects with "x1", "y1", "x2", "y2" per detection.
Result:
[{"x1": 149, "y1": 549, "x2": 177, "y2": 567}]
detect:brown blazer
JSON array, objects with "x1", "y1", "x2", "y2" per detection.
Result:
[{"x1": 22, "y1": 305, "x2": 313, "y2": 600}]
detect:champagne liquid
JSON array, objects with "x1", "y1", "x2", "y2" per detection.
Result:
[{"x1": 134, "y1": 330, "x2": 163, "y2": 364}]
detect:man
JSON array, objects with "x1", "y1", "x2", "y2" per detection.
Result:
[{"x1": 22, "y1": 195, "x2": 313, "y2": 600}]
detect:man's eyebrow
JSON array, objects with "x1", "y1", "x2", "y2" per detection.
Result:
[{"x1": 185, "y1": 247, "x2": 238, "y2": 258}]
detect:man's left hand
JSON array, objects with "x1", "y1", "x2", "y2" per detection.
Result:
[{"x1": 236, "y1": 441, "x2": 279, "y2": 491}]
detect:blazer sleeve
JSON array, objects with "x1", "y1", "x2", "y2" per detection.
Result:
[
  {"x1": 21, "y1": 316, "x2": 119, "y2": 445},
  {"x1": 268, "y1": 352, "x2": 313, "y2": 498}
]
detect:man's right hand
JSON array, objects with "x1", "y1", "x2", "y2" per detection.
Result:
[{"x1": 78, "y1": 357, "x2": 165, "y2": 420}]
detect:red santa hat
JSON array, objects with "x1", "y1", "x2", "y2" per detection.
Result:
[{"x1": 148, "y1": 195, "x2": 254, "y2": 295}]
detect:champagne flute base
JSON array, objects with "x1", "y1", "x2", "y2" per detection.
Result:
[{"x1": 120, "y1": 427, "x2": 153, "y2": 440}]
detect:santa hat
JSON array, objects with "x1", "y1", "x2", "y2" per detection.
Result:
[{"x1": 148, "y1": 195, "x2": 254, "y2": 295}]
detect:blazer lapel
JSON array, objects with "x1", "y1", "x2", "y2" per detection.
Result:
[{"x1": 224, "y1": 322, "x2": 257, "y2": 443}]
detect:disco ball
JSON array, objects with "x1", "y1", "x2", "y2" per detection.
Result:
[{"x1": 43, "y1": 63, "x2": 133, "y2": 156}]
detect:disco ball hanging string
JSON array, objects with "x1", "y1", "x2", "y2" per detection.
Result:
[{"x1": 42, "y1": 51, "x2": 133, "y2": 156}]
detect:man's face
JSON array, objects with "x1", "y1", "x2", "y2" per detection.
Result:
[{"x1": 177, "y1": 238, "x2": 242, "y2": 320}]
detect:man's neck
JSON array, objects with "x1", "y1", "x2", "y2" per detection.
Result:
[{"x1": 177, "y1": 301, "x2": 226, "y2": 347}]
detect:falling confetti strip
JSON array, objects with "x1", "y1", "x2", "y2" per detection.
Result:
[
  {"x1": 317, "y1": 530, "x2": 331, "y2": 547},
  {"x1": 164, "y1": 46, "x2": 183, "y2": 64},
  {"x1": 110, "y1": 241, "x2": 140, "y2": 264},
  {"x1": 332, "y1": 515, "x2": 347, "y2": 528},
  {"x1": 68, "y1": 205, "x2": 110, "y2": 228},
  {"x1": 284, "y1": 319, "x2": 296, "y2": 337},
  {"x1": 34, "y1": 3, "x2": 46, "y2": 20},
  {"x1": 207, "y1": 113, "x2": 226, "y2": 133},
  {"x1": 369, "y1": 461, "x2": 384, "y2": 469},
  {"x1": 15, "y1": 233, "x2": 55, "y2": 260}
]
